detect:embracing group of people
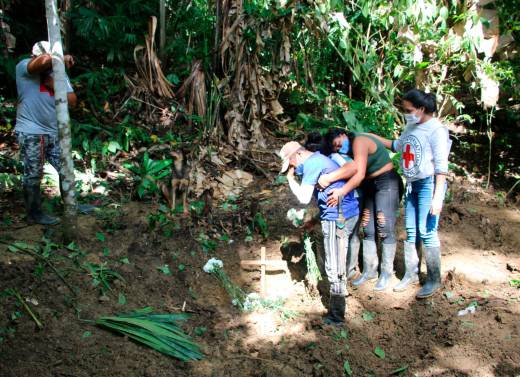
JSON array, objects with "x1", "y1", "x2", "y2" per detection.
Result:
[{"x1": 279, "y1": 89, "x2": 452, "y2": 326}]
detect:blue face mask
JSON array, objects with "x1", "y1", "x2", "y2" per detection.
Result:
[
  {"x1": 295, "y1": 163, "x2": 304, "y2": 176},
  {"x1": 339, "y1": 139, "x2": 350, "y2": 155}
]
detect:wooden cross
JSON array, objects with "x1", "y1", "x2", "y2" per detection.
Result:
[{"x1": 240, "y1": 247, "x2": 289, "y2": 297}]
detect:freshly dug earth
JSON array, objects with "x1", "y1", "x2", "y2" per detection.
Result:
[{"x1": 0, "y1": 176, "x2": 519, "y2": 377}]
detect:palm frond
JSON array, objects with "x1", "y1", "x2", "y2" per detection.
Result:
[{"x1": 96, "y1": 307, "x2": 204, "y2": 361}]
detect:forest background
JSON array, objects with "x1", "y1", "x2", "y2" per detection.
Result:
[
  {"x1": 1, "y1": 2, "x2": 520, "y2": 376},
  {"x1": 0, "y1": 0, "x2": 519, "y2": 201}
]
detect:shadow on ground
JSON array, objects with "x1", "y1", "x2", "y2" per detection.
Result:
[{"x1": 0, "y1": 178, "x2": 519, "y2": 377}]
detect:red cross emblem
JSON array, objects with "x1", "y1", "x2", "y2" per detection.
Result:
[{"x1": 403, "y1": 144, "x2": 415, "y2": 168}]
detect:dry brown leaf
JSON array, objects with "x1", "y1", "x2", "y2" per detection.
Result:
[
  {"x1": 270, "y1": 100, "x2": 284, "y2": 116},
  {"x1": 217, "y1": 0, "x2": 294, "y2": 152},
  {"x1": 131, "y1": 16, "x2": 173, "y2": 99}
]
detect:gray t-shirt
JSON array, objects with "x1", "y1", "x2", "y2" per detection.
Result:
[
  {"x1": 393, "y1": 118, "x2": 452, "y2": 182},
  {"x1": 15, "y1": 58, "x2": 74, "y2": 136}
]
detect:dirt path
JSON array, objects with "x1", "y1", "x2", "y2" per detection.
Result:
[{"x1": 0, "y1": 177, "x2": 519, "y2": 377}]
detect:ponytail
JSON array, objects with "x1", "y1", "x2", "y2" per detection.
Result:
[{"x1": 403, "y1": 89, "x2": 437, "y2": 114}]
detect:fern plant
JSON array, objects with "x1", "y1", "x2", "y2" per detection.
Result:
[{"x1": 124, "y1": 152, "x2": 172, "y2": 198}]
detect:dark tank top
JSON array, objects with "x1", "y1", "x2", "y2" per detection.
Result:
[{"x1": 352, "y1": 132, "x2": 392, "y2": 175}]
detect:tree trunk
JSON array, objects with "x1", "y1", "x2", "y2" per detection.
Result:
[
  {"x1": 159, "y1": 0, "x2": 165, "y2": 61},
  {"x1": 61, "y1": 0, "x2": 72, "y2": 53},
  {"x1": 45, "y1": 0, "x2": 78, "y2": 240},
  {"x1": 212, "y1": 0, "x2": 221, "y2": 75},
  {"x1": 0, "y1": 10, "x2": 16, "y2": 58}
]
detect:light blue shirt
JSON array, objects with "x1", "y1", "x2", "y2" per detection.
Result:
[
  {"x1": 329, "y1": 152, "x2": 359, "y2": 199},
  {"x1": 15, "y1": 58, "x2": 73, "y2": 136},
  {"x1": 300, "y1": 152, "x2": 358, "y2": 221}
]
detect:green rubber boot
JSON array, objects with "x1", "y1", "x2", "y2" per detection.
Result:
[
  {"x1": 416, "y1": 246, "x2": 441, "y2": 299},
  {"x1": 24, "y1": 185, "x2": 60, "y2": 225},
  {"x1": 346, "y1": 234, "x2": 360, "y2": 280},
  {"x1": 393, "y1": 241, "x2": 419, "y2": 292},
  {"x1": 374, "y1": 243, "x2": 396, "y2": 291},
  {"x1": 352, "y1": 240, "x2": 378, "y2": 287}
]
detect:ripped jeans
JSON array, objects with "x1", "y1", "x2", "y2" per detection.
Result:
[
  {"x1": 360, "y1": 170, "x2": 403, "y2": 244},
  {"x1": 405, "y1": 176, "x2": 445, "y2": 248}
]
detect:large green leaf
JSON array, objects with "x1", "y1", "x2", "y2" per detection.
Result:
[
  {"x1": 96, "y1": 308, "x2": 203, "y2": 361},
  {"x1": 374, "y1": 346, "x2": 385, "y2": 359}
]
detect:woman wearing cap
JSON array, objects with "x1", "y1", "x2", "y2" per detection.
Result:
[
  {"x1": 280, "y1": 141, "x2": 358, "y2": 325},
  {"x1": 368, "y1": 89, "x2": 451, "y2": 298},
  {"x1": 318, "y1": 129, "x2": 403, "y2": 292}
]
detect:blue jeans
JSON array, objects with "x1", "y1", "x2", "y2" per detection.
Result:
[{"x1": 404, "y1": 176, "x2": 445, "y2": 248}]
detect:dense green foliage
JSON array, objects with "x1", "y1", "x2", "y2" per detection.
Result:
[{"x1": 0, "y1": 0, "x2": 519, "y2": 192}]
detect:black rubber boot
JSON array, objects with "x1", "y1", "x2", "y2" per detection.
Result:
[
  {"x1": 59, "y1": 177, "x2": 96, "y2": 214},
  {"x1": 324, "y1": 294, "x2": 346, "y2": 326},
  {"x1": 24, "y1": 185, "x2": 60, "y2": 225},
  {"x1": 352, "y1": 240, "x2": 378, "y2": 287},
  {"x1": 346, "y1": 235, "x2": 360, "y2": 280},
  {"x1": 374, "y1": 243, "x2": 396, "y2": 291},
  {"x1": 416, "y1": 246, "x2": 441, "y2": 299},
  {"x1": 393, "y1": 241, "x2": 419, "y2": 292}
]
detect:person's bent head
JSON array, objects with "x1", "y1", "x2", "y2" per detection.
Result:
[
  {"x1": 305, "y1": 131, "x2": 329, "y2": 154},
  {"x1": 402, "y1": 89, "x2": 436, "y2": 124},
  {"x1": 325, "y1": 128, "x2": 350, "y2": 153},
  {"x1": 279, "y1": 141, "x2": 308, "y2": 173}
]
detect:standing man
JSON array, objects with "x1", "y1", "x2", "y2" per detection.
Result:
[
  {"x1": 280, "y1": 141, "x2": 358, "y2": 325},
  {"x1": 15, "y1": 41, "x2": 77, "y2": 225}
]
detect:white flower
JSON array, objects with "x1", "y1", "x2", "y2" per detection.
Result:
[
  {"x1": 231, "y1": 298, "x2": 240, "y2": 306},
  {"x1": 203, "y1": 258, "x2": 223, "y2": 273},
  {"x1": 246, "y1": 292, "x2": 260, "y2": 300},
  {"x1": 287, "y1": 208, "x2": 307, "y2": 227},
  {"x1": 243, "y1": 292, "x2": 262, "y2": 312}
]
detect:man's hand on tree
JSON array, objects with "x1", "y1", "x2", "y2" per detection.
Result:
[{"x1": 64, "y1": 55, "x2": 74, "y2": 69}]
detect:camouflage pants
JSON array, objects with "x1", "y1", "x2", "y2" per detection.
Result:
[{"x1": 16, "y1": 132, "x2": 62, "y2": 187}]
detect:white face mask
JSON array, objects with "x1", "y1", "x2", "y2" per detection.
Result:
[{"x1": 404, "y1": 113, "x2": 421, "y2": 125}]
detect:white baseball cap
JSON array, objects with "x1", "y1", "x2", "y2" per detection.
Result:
[
  {"x1": 32, "y1": 41, "x2": 51, "y2": 56},
  {"x1": 279, "y1": 141, "x2": 303, "y2": 174}
]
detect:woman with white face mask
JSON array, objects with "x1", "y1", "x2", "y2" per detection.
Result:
[{"x1": 372, "y1": 89, "x2": 451, "y2": 299}]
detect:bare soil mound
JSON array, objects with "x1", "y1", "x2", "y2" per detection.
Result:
[{"x1": 1, "y1": 176, "x2": 519, "y2": 377}]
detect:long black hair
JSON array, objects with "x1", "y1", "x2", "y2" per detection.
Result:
[
  {"x1": 323, "y1": 128, "x2": 355, "y2": 154},
  {"x1": 305, "y1": 131, "x2": 333, "y2": 155},
  {"x1": 402, "y1": 89, "x2": 437, "y2": 114}
]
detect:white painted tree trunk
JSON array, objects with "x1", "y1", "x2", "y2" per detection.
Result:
[{"x1": 45, "y1": 0, "x2": 77, "y2": 234}]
